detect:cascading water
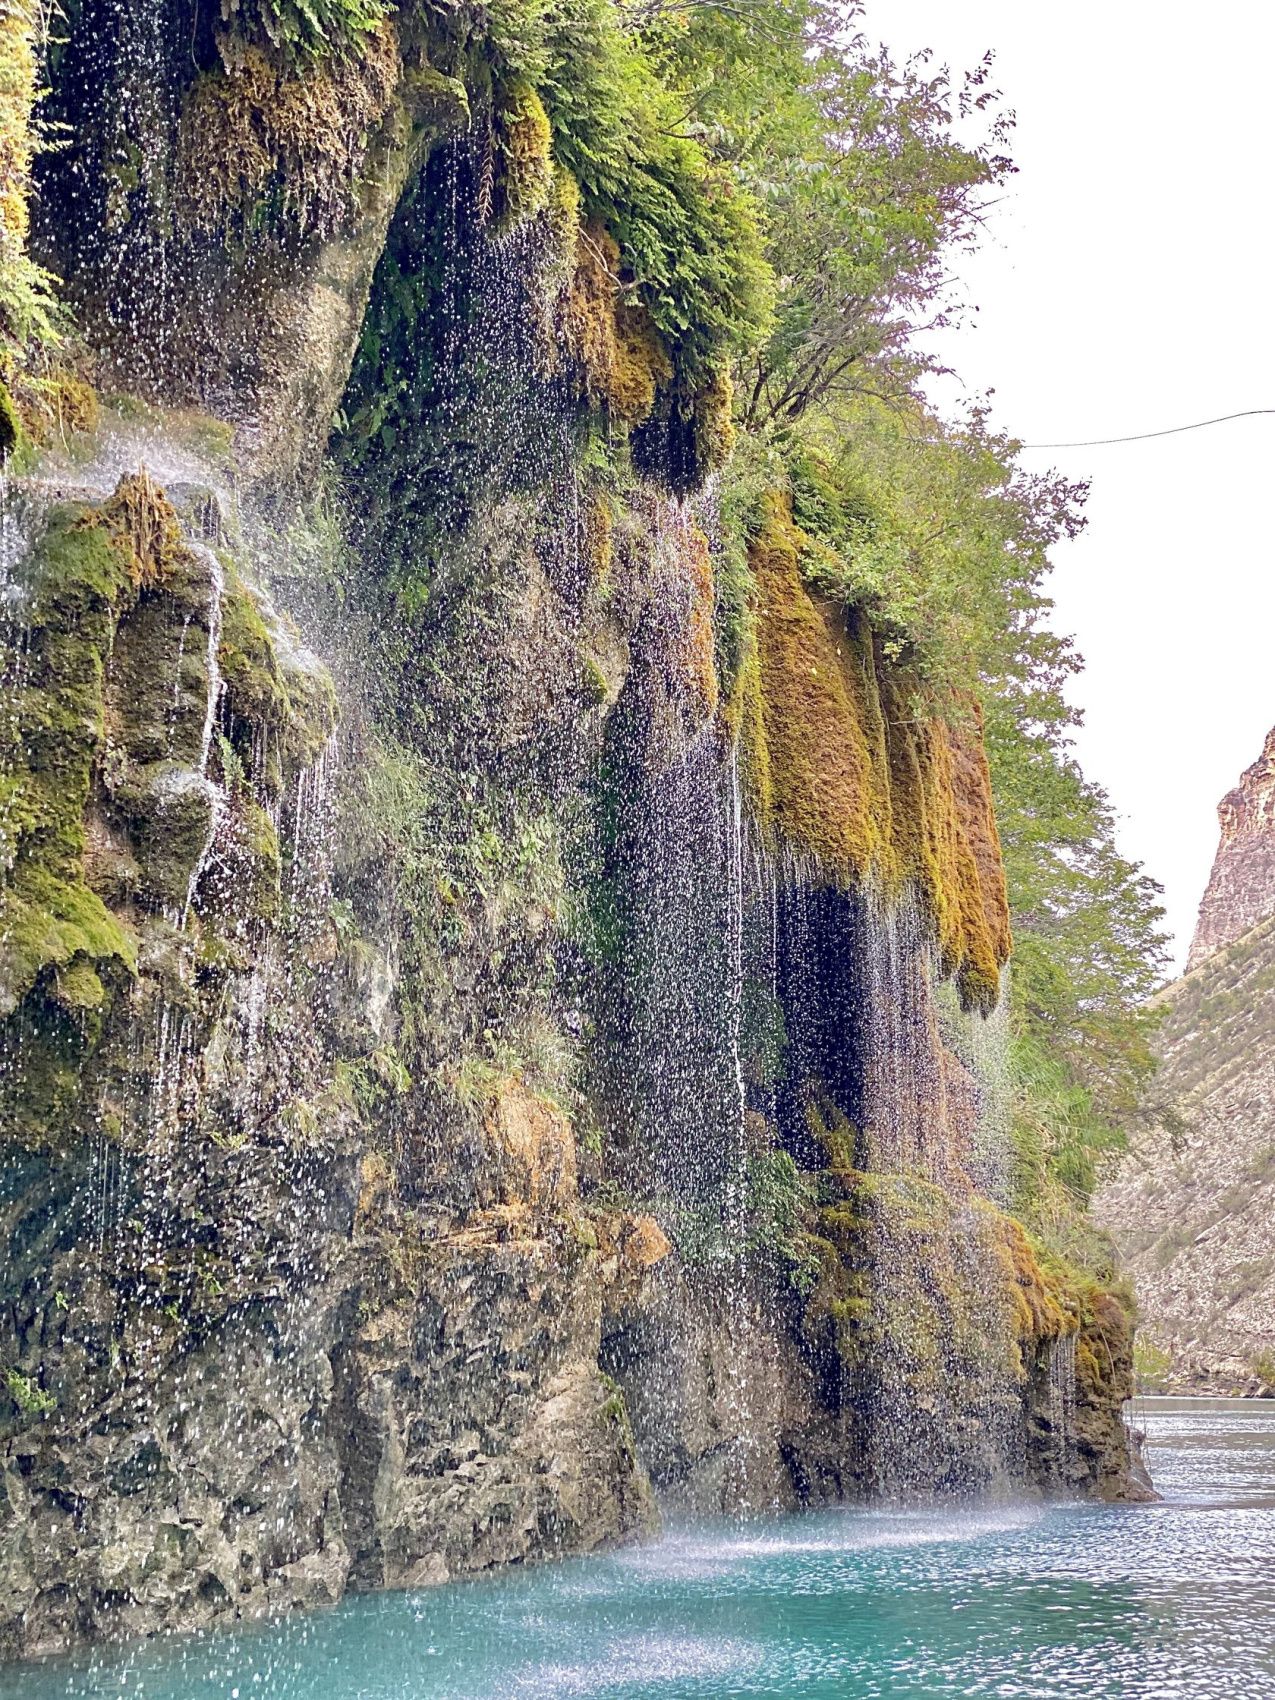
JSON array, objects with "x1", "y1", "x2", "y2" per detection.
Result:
[
  {"x1": 0, "y1": 10, "x2": 1150, "y2": 1661},
  {"x1": 1048, "y1": 1332, "x2": 1079, "y2": 1483}
]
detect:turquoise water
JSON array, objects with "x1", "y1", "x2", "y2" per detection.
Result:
[{"x1": 8, "y1": 1397, "x2": 1275, "y2": 1699}]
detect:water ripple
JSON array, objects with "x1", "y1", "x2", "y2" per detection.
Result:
[{"x1": 5, "y1": 1397, "x2": 1275, "y2": 1700}]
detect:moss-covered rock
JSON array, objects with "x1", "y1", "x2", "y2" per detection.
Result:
[
  {"x1": 746, "y1": 491, "x2": 1010, "y2": 1012},
  {"x1": 492, "y1": 78, "x2": 554, "y2": 232},
  {"x1": 176, "y1": 24, "x2": 403, "y2": 244},
  {"x1": 219, "y1": 565, "x2": 337, "y2": 791},
  {"x1": 0, "y1": 505, "x2": 137, "y2": 1016},
  {"x1": 790, "y1": 1132, "x2": 1143, "y2": 1498},
  {"x1": 560, "y1": 219, "x2": 673, "y2": 426},
  {"x1": 0, "y1": 464, "x2": 341, "y2": 1150}
]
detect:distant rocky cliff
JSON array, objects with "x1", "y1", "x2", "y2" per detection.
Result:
[
  {"x1": 1187, "y1": 727, "x2": 1275, "y2": 972},
  {"x1": 1097, "y1": 730, "x2": 1275, "y2": 1392}
]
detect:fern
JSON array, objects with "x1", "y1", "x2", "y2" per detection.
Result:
[{"x1": 220, "y1": 0, "x2": 389, "y2": 60}]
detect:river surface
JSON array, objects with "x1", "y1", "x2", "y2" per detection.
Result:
[{"x1": 7, "y1": 1397, "x2": 1275, "y2": 1699}]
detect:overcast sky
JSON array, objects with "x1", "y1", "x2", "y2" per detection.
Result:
[{"x1": 860, "y1": 0, "x2": 1275, "y2": 973}]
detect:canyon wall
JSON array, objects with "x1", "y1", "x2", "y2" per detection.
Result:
[
  {"x1": 0, "y1": 1, "x2": 1145, "y2": 1660},
  {"x1": 1099, "y1": 729, "x2": 1275, "y2": 1391},
  {"x1": 1187, "y1": 727, "x2": 1275, "y2": 971}
]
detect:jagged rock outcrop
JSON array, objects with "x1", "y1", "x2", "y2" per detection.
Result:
[
  {"x1": 1187, "y1": 726, "x2": 1275, "y2": 971},
  {"x1": 0, "y1": 456, "x2": 663, "y2": 1657},
  {"x1": 1096, "y1": 910, "x2": 1275, "y2": 1391},
  {"x1": 1098, "y1": 726, "x2": 1275, "y2": 1391},
  {"x1": 37, "y1": 3, "x2": 472, "y2": 494}
]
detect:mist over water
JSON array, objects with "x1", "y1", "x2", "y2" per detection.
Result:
[{"x1": 8, "y1": 1398, "x2": 1273, "y2": 1700}]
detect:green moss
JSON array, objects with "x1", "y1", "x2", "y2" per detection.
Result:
[
  {"x1": 493, "y1": 78, "x2": 554, "y2": 232},
  {"x1": 0, "y1": 507, "x2": 137, "y2": 1025},
  {"x1": 218, "y1": 565, "x2": 337, "y2": 789},
  {"x1": 100, "y1": 397, "x2": 236, "y2": 473},
  {"x1": 51, "y1": 956, "x2": 106, "y2": 1012},
  {"x1": 579, "y1": 651, "x2": 610, "y2": 706},
  {"x1": 796, "y1": 1143, "x2": 1099, "y2": 1429},
  {"x1": 597, "y1": 1371, "x2": 638, "y2": 1463},
  {"x1": 0, "y1": 865, "x2": 136, "y2": 1017},
  {"x1": 0, "y1": 380, "x2": 23, "y2": 456},
  {"x1": 0, "y1": 503, "x2": 147, "y2": 1141},
  {"x1": 114, "y1": 762, "x2": 216, "y2": 913},
  {"x1": 4, "y1": 1367, "x2": 55, "y2": 1419},
  {"x1": 744, "y1": 490, "x2": 1010, "y2": 1011}
]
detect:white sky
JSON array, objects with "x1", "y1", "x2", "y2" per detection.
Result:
[{"x1": 860, "y1": 0, "x2": 1275, "y2": 973}]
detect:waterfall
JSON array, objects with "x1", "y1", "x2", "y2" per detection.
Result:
[
  {"x1": 1049, "y1": 1333, "x2": 1079, "y2": 1486},
  {"x1": 179, "y1": 543, "x2": 227, "y2": 927}
]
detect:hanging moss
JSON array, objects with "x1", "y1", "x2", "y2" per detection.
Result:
[
  {"x1": 175, "y1": 24, "x2": 403, "y2": 244},
  {"x1": 14, "y1": 366, "x2": 100, "y2": 451},
  {"x1": 691, "y1": 366, "x2": 736, "y2": 475},
  {"x1": 799, "y1": 1152, "x2": 1086, "y2": 1415},
  {"x1": 559, "y1": 220, "x2": 673, "y2": 426},
  {"x1": 584, "y1": 490, "x2": 614, "y2": 586},
  {"x1": 748, "y1": 490, "x2": 888, "y2": 873},
  {"x1": 744, "y1": 490, "x2": 1010, "y2": 1012},
  {"x1": 631, "y1": 364, "x2": 737, "y2": 496},
  {"x1": 97, "y1": 468, "x2": 190, "y2": 590},
  {"x1": 672, "y1": 524, "x2": 718, "y2": 725},
  {"x1": 492, "y1": 78, "x2": 554, "y2": 232}
]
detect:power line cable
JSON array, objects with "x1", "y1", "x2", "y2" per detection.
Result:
[{"x1": 1022, "y1": 409, "x2": 1275, "y2": 449}]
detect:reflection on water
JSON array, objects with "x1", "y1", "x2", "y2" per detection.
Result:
[{"x1": 6, "y1": 1398, "x2": 1275, "y2": 1699}]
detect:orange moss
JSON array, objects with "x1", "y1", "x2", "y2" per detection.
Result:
[
  {"x1": 688, "y1": 365, "x2": 736, "y2": 477},
  {"x1": 672, "y1": 523, "x2": 719, "y2": 723},
  {"x1": 994, "y1": 1214, "x2": 1074, "y2": 1359},
  {"x1": 584, "y1": 490, "x2": 614, "y2": 586},
  {"x1": 746, "y1": 491, "x2": 1011, "y2": 1009},
  {"x1": 749, "y1": 491, "x2": 888, "y2": 874},
  {"x1": 93, "y1": 470, "x2": 189, "y2": 591},
  {"x1": 560, "y1": 220, "x2": 672, "y2": 425},
  {"x1": 1073, "y1": 1281, "x2": 1136, "y2": 1407},
  {"x1": 176, "y1": 24, "x2": 401, "y2": 242},
  {"x1": 883, "y1": 684, "x2": 1008, "y2": 1013},
  {"x1": 486, "y1": 1076, "x2": 579, "y2": 1213},
  {"x1": 15, "y1": 365, "x2": 100, "y2": 449},
  {"x1": 492, "y1": 78, "x2": 553, "y2": 230}
]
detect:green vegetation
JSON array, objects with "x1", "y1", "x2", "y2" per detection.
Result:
[
  {"x1": 235, "y1": 0, "x2": 1165, "y2": 1276},
  {"x1": 222, "y1": 0, "x2": 389, "y2": 61},
  {"x1": 4, "y1": 1367, "x2": 55, "y2": 1417},
  {"x1": 0, "y1": 1, "x2": 63, "y2": 377}
]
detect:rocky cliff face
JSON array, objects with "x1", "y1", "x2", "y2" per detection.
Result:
[
  {"x1": 0, "y1": 0, "x2": 1145, "y2": 1663},
  {"x1": 1187, "y1": 727, "x2": 1275, "y2": 971},
  {"x1": 1096, "y1": 911, "x2": 1275, "y2": 1392},
  {"x1": 1097, "y1": 725, "x2": 1275, "y2": 1392}
]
